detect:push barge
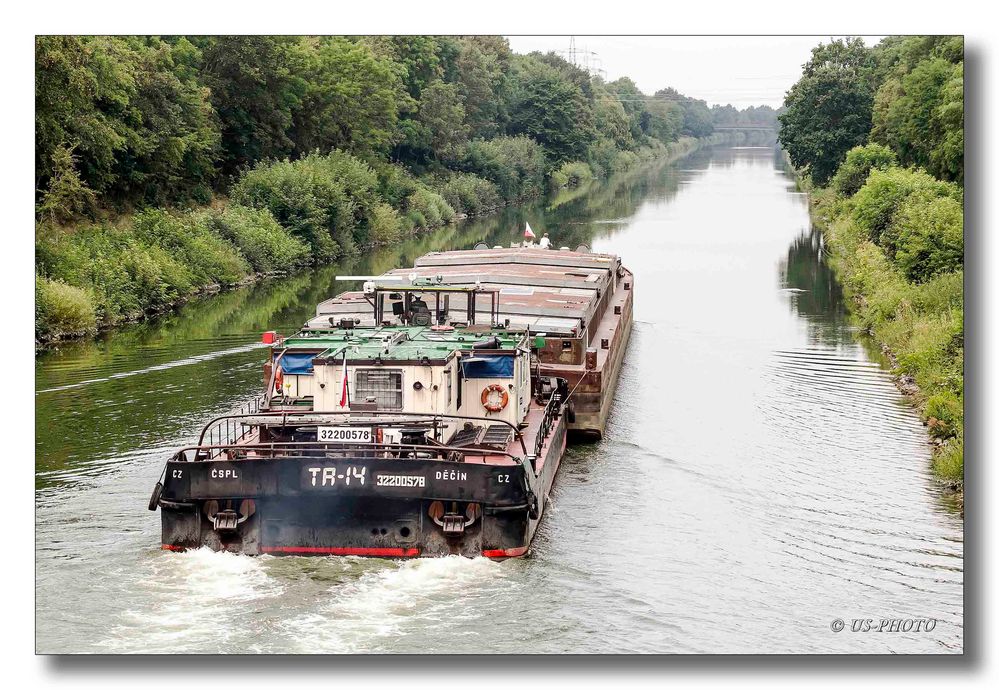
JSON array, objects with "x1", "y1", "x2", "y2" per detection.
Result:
[{"x1": 150, "y1": 245, "x2": 633, "y2": 558}]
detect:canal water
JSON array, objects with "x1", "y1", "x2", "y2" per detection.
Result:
[{"x1": 35, "y1": 145, "x2": 963, "y2": 654}]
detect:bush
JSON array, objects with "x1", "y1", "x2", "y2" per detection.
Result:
[
  {"x1": 206, "y1": 205, "x2": 310, "y2": 274},
  {"x1": 892, "y1": 193, "x2": 963, "y2": 282},
  {"x1": 933, "y1": 434, "x2": 964, "y2": 482},
  {"x1": 132, "y1": 209, "x2": 251, "y2": 287},
  {"x1": 910, "y1": 270, "x2": 963, "y2": 314},
  {"x1": 586, "y1": 137, "x2": 618, "y2": 177},
  {"x1": 232, "y1": 150, "x2": 381, "y2": 260},
  {"x1": 35, "y1": 275, "x2": 97, "y2": 339},
  {"x1": 550, "y1": 161, "x2": 594, "y2": 189},
  {"x1": 462, "y1": 136, "x2": 547, "y2": 201},
  {"x1": 665, "y1": 137, "x2": 698, "y2": 160},
  {"x1": 36, "y1": 223, "x2": 195, "y2": 323},
  {"x1": 851, "y1": 166, "x2": 961, "y2": 249},
  {"x1": 371, "y1": 161, "x2": 421, "y2": 210},
  {"x1": 430, "y1": 173, "x2": 501, "y2": 217},
  {"x1": 405, "y1": 187, "x2": 455, "y2": 229},
  {"x1": 368, "y1": 203, "x2": 404, "y2": 244},
  {"x1": 924, "y1": 393, "x2": 962, "y2": 439},
  {"x1": 610, "y1": 150, "x2": 640, "y2": 172},
  {"x1": 831, "y1": 144, "x2": 898, "y2": 197},
  {"x1": 35, "y1": 204, "x2": 287, "y2": 337}
]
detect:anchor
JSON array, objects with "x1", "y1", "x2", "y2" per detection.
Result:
[
  {"x1": 428, "y1": 501, "x2": 481, "y2": 535},
  {"x1": 204, "y1": 499, "x2": 256, "y2": 532}
]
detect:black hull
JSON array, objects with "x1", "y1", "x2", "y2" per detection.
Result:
[{"x1": 159, "y1": 415, "x2": 566, "y2": 559}]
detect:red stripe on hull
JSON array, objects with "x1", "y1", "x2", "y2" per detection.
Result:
[
  {"x1": 482, "y1": 546, "x2": 528, "y2": 558},
  {"x1": 161, "y1": 544, "x2": 185, "y2": 551},
  {"x1": 260, "y1": 546, "x2": 420, "y2": 557}
]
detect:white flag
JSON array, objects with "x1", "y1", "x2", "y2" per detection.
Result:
[{"x1": 524, "y1": 222, "x2": 536, "y2": 239}]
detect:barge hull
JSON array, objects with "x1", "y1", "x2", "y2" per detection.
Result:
[{"x1": 159, "y1": 415, "x2": 566, "y2": 559}]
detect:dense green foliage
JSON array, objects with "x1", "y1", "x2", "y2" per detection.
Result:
[
  {"x1": 231, "y1": 150, "x2": 382, "y2": 260},
  {"x1": 780, "y1": 36, "x2": 964, "y2": 186},
  {"x1": 35, "y1": 276, "x2": 97, "y2": 339},
  {"x1": 871, "y1": 36, "x2": 964, "y2": 184},
  {"x1": 778, "y1": 38, "x2": 881, "y2": 185},
  {"x1": 851, "y1": 167, "x2": 962, "y2": 263},
  {"x1": 206, "y1": 206, "x2": 311, "y2": 274},
  {"x1": 35, "y1": 205, "x2": 309, "y2": 337},
  {"x1": 461, "y1": 136, "x2": 547, "y2": 201},
  {"x1": 35, "y1": 36, "x2": 220, "y2": 208},
  {"x1": 831, "y1": 143, "x2": 897, "y2": 197},
  {"x1": 550, "y1": 161, "x2": 595, "y2": 189},
  {"x1": 36, "y1": 35, "x2": 774, "y2": 343},
  {"x1": 36, "y1": 35, "x2": 731, "y2": 217},
  {"x1": 783, "y1": 35, "x2": 964, "y2": 485}
]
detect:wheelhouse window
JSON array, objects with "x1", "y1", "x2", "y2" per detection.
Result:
[{"x1": 354, "y1": 369, "x2": 403, "y2": 409}]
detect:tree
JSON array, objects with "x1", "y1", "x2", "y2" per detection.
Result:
[
  {"x1": 507, "y1": 55, "x2": 596, "y2": 164},
  {"x1": 114, "y1": 37, "x2": 220, "y2": 205},
  {"x1": 415, "y1": 81, "x2": 469, "y2": 162},
  {"x1": 605, "y1": 77, "x2": 649, "y2": 143},
  {"x1": 872, "y1": 57, "x2": 963, "y2": 183},
  {"x1": 780, "y1": 46, "x2": 878, "y2": 184},
  {"x1": 779, "y1": 38, "x2": 880, "y2": 185},
  {"x1": 362, "y1": 36, "x2": 442, "y2": 100},
  {"x1": 454, "y1": 37, "x2": 511, "y2": 139},
  {"x1": 290, "y1": 37, "x2": 402, "y2": 157},
  {"x1": 35, "y1": 36, "x2": 140, "y2": 197},
  {"x1": 35, "y1": 36, "x2": 220, "y2": 208},
  {"x1": 193, "y1": 36, "x2": 308, "y2": 176},
  {"x1": 711, "y1": 104, "x2": 740, "y2": 127},
  {"x1": 643, "y1": 98, "x2": 683, "y2": 143},
  {"x1": 36, "y1": 143, "x2": 97, "y2": 223},
  {"x1": 654, "y1": 88, "x2": 713, "y2": 138}
]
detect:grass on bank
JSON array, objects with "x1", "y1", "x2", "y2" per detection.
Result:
[{"x1": 811, "y1": 152, "x2": 964, "y2": 484}]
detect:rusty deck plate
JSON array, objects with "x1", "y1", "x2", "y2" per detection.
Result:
[{"x1": 312, "y1": 248, "x2": 624, "y2": 336}]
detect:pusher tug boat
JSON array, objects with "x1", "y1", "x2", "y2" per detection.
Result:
[{"x1": 149, "y1": 245, "x2": 633, "y2": 559}]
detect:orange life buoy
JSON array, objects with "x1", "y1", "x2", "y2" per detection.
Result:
[
  {"x1": 274, "y1": 366, "x2": 284, "y2": 393},
  {"x1": 480, "y1": 384, "x2": 509, "y2": 412}
]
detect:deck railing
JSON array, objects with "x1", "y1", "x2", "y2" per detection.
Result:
[
  {"x1": 172, "y1": 440, "x2": 520, "y2": 465},
  {"x1": 534, "y1": 389, "x2": 565, "y2": 459},
  {"x1": 194, "y1": 409, "x2": 529, "y2": 460},
  {"x1": 199, "y1": 396, "x2": 262, "y2": 450}
]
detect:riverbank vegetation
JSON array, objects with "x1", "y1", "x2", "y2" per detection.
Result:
[
  {"x1": 779, "y1": 36, "x2": 964, "y2": 485},
  {"x1": 35, "y1": 35, "x2": 778, "y2": 343}
]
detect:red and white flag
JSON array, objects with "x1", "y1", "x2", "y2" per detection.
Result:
[
  {"x1": 523, "y1": 222, "x2": 536, "y2": 239},
  {"x1": 339, "y1": 352, "x2": 350, "y2": 408}
]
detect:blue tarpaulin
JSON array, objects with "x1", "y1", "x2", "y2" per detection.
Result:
[
  {"x1": 461, "y1": 355, "x2": 514, "y2": 379},
  {"x1": 276, "y1": 351, "x2": 317, "y2": 375}
]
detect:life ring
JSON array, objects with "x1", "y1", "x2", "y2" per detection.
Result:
[
  {"x1": 274, "y1": 366, "x2": 284, "y2": 393},
  {"x1": 480, "y1": 384, "x2": 509, "y2": 412}
]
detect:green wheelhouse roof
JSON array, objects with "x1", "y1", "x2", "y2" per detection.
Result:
[{"x1": 278, "y1": 325, "x2": 525, "y2": 364}]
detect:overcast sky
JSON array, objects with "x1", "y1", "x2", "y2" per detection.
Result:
[{"x1": 506, "y1": 36, "x2": 885, "y2": 109}]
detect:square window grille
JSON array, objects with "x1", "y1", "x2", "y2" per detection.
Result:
[{"x1": 354, "y1": 369, "x2": 403, "y2": 409}]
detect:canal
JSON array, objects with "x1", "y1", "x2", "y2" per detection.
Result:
[{"x1": 35, "y1": 144, "x2": 963, "y2": 654}]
